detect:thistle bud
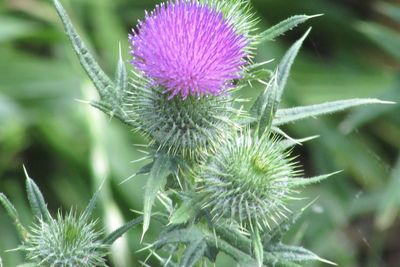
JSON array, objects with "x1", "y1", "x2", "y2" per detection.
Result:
[
  {"x1": 197, "y1": 130, "x2": 299, "y2": 230},
  {"x1": 23, "y1": 211, "x2": 108, "y2": 267},
  {"x1": 128, "y1": 86, "x2": 238, "y2": 157}
]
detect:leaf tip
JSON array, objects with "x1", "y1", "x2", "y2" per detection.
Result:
[
  {"x1": 141, "y1": 225, "x2": 148, "y2": 243},
  {"x1": 118, "y1": 42, "x2": 123, "y2": 61},
  {"x1": 303, "y1": 27, "x2": 312, "y2": 39},
  {"x1": 308, "y1": 13, "x2": 324, "y2": 19},
  {"x1": 22, "y1": 165, "x2": 29, "y2": 180},
  {"x1": 318, "y1": 257, "x2": 338, "y2": 266},
  {"x1": 377, "y1": 99, "x2": 396, "y2": 105}
]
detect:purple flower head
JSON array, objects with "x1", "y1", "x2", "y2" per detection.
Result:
[{"x1": 129, "y1": 0, "x2": 247, "y2": 99}]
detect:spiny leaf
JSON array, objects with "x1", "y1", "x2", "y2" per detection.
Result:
[
  {"x1": 52, "y1": 0, "x2": 114, "y2": 100},
  {"x1": 142, "y1": 154, "x2": 172, "y2": 239},
  {"x1": 0, "y1": 193, "x2": 19, "y2": 224},
  {"x1": 274, "y1": 98, "x2": 394, "y2": 126},
  {"x1": 251, "y1": 29, "x2": 310, "y2": 133},
  {"x1": 24, "y1": 166, "x2": 52, "y2": 222},
  {"x1": 276, "y1": 28, "x2": 311, "y2": 102},
  {"x1": 115, "y1": 43, "x2": 128, "y2": 100},
  {"x1": 169, "y1": 199, "x2": 196, "y2": 225},
  {"x1": 257, "y1": 72, "x2": 279, "y2": 137},
  {"x1": 289, "y1": 171, "x2": 342, "y2": 187},
  {"x1": 251, "y1": 228, "x2": 263, "y2": 267},
  {"x1": 103, "y1": 216, "x2": 143, "y2": 245},
  {"x1": 259, "y1": 14, "x2": 321, "y2": 41},
  {"x1": 267, "y1": 244, "x2": 337, "y2": 265},
  {"x1": 0, "y1": 193, "x2": 27, "y2": 240},
  {"x1": 179, "y1": 239, "x2": 207, "y2": 267}
]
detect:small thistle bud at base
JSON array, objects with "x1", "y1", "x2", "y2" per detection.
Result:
[
  {"x1": 128, "y1": 86, "x2": 238, "y2": 158},
  {"x1": 197, "y1": 130, "x2": 299, "y2": 230},
  {"x1": 22, "y1": 211, "x2": 108, "y2": 267}
]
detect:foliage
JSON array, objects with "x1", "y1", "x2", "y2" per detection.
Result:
[{"x1": 0, "y1": 0, "x2": 398, "y2": 266}]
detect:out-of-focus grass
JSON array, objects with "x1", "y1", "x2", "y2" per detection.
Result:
[{"x1": 0, "y1": 0, "x2": 399, "y2": 266}]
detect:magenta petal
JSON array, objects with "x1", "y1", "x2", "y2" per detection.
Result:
[{"x1": 129, "y1": 1, "x2": 247, "y2": 99}]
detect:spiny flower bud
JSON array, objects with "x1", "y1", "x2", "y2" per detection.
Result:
[
  {"x1": 127, "y1": 80, "x2": 238, "y2": 157},
  {"x1": 23, "y1": 210, "x2": 108, "y2": 267},
  {"x1": 197, "y1": 130, "x2": 300, "y2": 230},
  {"x1": 129, "y1": 0, "x2": 248, "y2": 99}
]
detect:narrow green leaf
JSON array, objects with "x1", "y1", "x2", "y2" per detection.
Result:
[
  {"x1": 0, "y1": 193, "x2": 27, "y2": 240},
  {"x1": 259, "y1": 15, "x2": 322, "y2": 41},
  {"x1": 377, "y1": 2, "x2": 400, "y2": 23},
  {"x1": 376, "y1": 156, "x2": 400, "y2": 229},
  {"x1": 251, "y1": 228, "x2": 263, "y2": 267},
  {"x1": 142, "y1": 154, "x2": 172, "y2": 239},
  {"x1": 180, "y1": 239, "x2": 207, "y2": 267},
  {"x1": 52, "y1": 0, "x2": 114, "y2": 100},
  {"x1": 24, "y1": 167, "x2": 52, "y2": 222},
  {"x1": 275, "y1": 98, "x2": 394, "y2": 126},
  {"x1": 0, "y1": 193, "x2": 19, "y2": 224},
  {"x1": 276, "y1": 29, "x2": 311, "y2": 102},
  {"x1": 82, "y1": 179, "x2": 106, "y2": 221},
  {"x1": 357, "y1": 21, "x2": 400, "y2": 60},
  {"x1": 267, "y1": 244, "x2": 337, "y2": 265},
  {"x1": 170, "y1": 199, "x2": 196, "y2": 225},
  {"x1": 103, "y1": 216, "x2": 143, "y2": 245},
  {"x1": 339, "y1": 87, "x2": 399, "y2": 134},
  {"x1": 250, "y1": 30, "x2": 310, "y2": 133},
  {"x1": 115, "y1": 43, "x2": 128, "y2": 97},
  {"x1": 257, "y1": 73, "x2": 279, "y2": 136},
  {"x1": 288, "y1": 171, "x2": 342, "y2": 187}
]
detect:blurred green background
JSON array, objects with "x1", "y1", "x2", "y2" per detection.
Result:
[{"x1": 0, "y1": 0, "x2": 399, "y2": 266}]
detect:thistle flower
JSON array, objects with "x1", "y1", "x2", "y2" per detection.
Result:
[
  {"x1": 197, "y1": 130, "x2": 300, "y2": 230},
  {"x1": 129, "y1": 0, "x2": 248, "y2": 99},
  {"x1": 23, "y1": 210, "x2": 108, "y2": 267}
]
